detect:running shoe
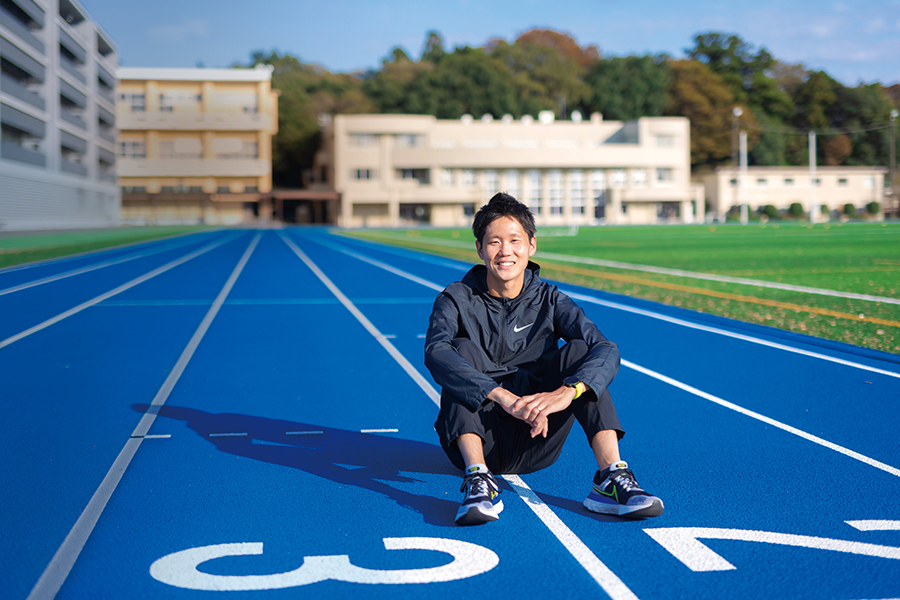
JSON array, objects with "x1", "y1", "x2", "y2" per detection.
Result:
[
  {"x1": 455, "y1": 467, "x2": 503, "y2": 525},
  {"x1": 583, "y1": 461, "x2": 664, "y2": 518}
]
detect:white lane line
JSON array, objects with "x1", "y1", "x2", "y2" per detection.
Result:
[
  {"x1": 1, "y1": 234, "x2": 238, "y2": 351},
  {"x1": 621, "y1": 359, "x2": 900, "y2": 478},
  {"x1": 330, "y1": 243, "x2": 900, "y2": 477},
  {"x1": 325, "y1": 239, "x2": 900, "y2": 381},
  {"x1": 209, "y1": 433, "x2": 248, "y2": 438},
  {"x1": 361, "y1": 429, "x2": 399, "y2": 433},
  {"x1": 846, "y1": 520, "x2": 900, "y2": 531},
  {"x1": 278, "y1": 232, "x2": 440, "y2": 404},
  {"x1": 354, "y1": 231, "x2": 900, "y2": 305},
  {"x1": 504, "y1": 475, "x2": 639, "y2": 600},
  {"x1": 144, "y1": 434, "x2": 172, "y2": 439},
  {"x1": 566, "y1": 291, "x2": 900, "y2": 381},
  {"x1": 0, "y1": 233, "x2": 225, "y2": 297},
  {"x1": 285, "y1": 430, "x2": 324, "y2": 436},
  {"x1": 27, "y1": 232, "x2": 261, "y2": 600},
  {"x1": 281, "y1": 231, "x2": 637, "y2": 600}
]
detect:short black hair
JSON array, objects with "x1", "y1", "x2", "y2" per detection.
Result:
[{"x1": 472, "y1": 193, "x2": 536, "y2": 244}]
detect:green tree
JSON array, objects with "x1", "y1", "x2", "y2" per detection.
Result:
[
  {"x1": 665, "y1": 59, "x2": 756, "y2": 168},
  {"x1": 582, "y1": 55, "x2": 671, "y2": 120}
]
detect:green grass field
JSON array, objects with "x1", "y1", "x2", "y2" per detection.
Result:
[
  {"x1": 0, "y1": 226, "x2": 213, "y2": 269},
  {"x1": 345, "y1": 222, "x2": 900, "y2": 355}
]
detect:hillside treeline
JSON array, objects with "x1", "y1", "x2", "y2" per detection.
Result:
[{"x1": 239, "y1": 30, "x2": 899, "y2": 187}]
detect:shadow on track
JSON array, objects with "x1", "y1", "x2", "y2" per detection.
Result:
[{"x1": 133, "y1": 404, "x2": 462, "y2": 527}]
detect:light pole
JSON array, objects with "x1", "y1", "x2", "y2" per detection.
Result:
[
  {"x1": 809, "y1": 130, "x2": 817, "y2": 223},
  {"x1": 732, "y1": 107, "x2": 743, "y2": 222},
  {"x1": 891, "y1": 109, "x2": 898, "y2": 218}
]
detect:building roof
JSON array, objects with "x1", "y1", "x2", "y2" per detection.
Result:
[{"x1": 117, "y1": 66, "x2": 273, "y2": 82}]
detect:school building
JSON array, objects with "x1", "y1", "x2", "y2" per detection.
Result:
[
  {"x1": 115, "y1": 65, "x2": 278, "y2": 225},
  {"x1": 313, "y1": 112, "x2": 703, "y2": 228}
]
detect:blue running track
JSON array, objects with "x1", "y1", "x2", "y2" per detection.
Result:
[{"x1": 2, "y1": 228, "x2": 899, "y2": 599}]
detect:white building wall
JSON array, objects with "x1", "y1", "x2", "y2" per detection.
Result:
[{"x1": 0, "y1": 0, "x2": 120, "y2": 231}]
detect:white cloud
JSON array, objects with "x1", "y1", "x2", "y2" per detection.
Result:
[{"x1": 148, "y1": 19, "x2": 209, "y2": 43}]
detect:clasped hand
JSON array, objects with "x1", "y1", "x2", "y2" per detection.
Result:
[{"x1": 494, "y1": 386, "x2": 578, "y2": 439}]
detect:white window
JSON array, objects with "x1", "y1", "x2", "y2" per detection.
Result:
[
  {"x1": 439, "y1": 168, "x2": 455, "y2": 187},
  {"x1": 591, "y1": 170, "x2": 607, "y2": 192},
  {"x1": 159, "y1": 91, "x2": 201, "y2": 112},
  {"x1": 549, "y1": 170, "x2": 564, "y2": 215},
  {"x1": 656, "y1": 134, "x2": 675, "y2": 147},
  {"x1": 504, "y1": 169, "x2": 520, "y2": 199},
  {"x1": 631, "y1": 169, "x2": 647, "y2": 187},
  {"x1": 349, "y1": 133, "x2": 379, "y2": 147},
  {"x1": 213, "y1": 138, "x2": 258, "y2": 159},
  {"x1": 159, "y1": 138, "x2": 202, "y2": 159},
  {"x1": 611, "y1": 169, "x2": 627, "y2": 188},
  {"x1": 656, "y1": 168, "x2": 674, "y2": 183},
  {"x1": 757, "y1": 178, "x2": 768, "y2": 186},
  {"x1": 570, "y1": 170, "x2": 585, "y2": 215},
  {"x1": 838, "y1": 177, "x2": 848, "y2": 186},
  {"x1": 118, "y1": 93, "x2": 145, "y2": 112},
  {"x1": 215, "y1": 92, "x2": 258, "y2": 113},
  {"x1": 461, "y1": 169, "x2": 476, "y2": 187},
  {"x1": 352, "y1": 168, "x2": 376, "y2": 180},
  {"x1": 863, "y1": 176, "x2": 875, "y2": 188},
  {"x1": 784, "y1": 178, "x2": 794, "y2": 186},
  {"x1": 526, "y1": 170, "x2": 542, "y2": 215},
  {"x1": 397, "y1": 169, "x2": 430, "y2": 184},
  {"x1": 394, "y1": 134, "x2": 424, "y2": 148},
  {"x1": 118, "y1": 140, "x2": 145, "y2": 158},
  {"x1": 483, "y1": 170, "x2": 499, "y2": 199}
]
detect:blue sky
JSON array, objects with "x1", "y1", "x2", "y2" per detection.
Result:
[{"x1": 84, "y1": 0, "x2": 900, "y2": 86}]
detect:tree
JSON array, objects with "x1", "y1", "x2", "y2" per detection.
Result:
[
  {"x1": 665, "y1": 59, "x2": 756, "y2": 168},
  {"x1": 687, "y1": 33, "x2": 775, "y2": 104},
  {"x1": 582, "y1": 55, "x2": 670, "y2": 120},
  {"x1": 421, "y1": 31, "x2": 446, "y2": 63},
  {"x1": 823, "y1": 134, "x2": 852, "y2": 165}
]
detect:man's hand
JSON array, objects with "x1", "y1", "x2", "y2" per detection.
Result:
[
  {"x1": 513, "y1": 386, "x2": 578, "y2": 438},
  {"x1": 486, "y1": 386, "x2": 550, "y2": 437}
]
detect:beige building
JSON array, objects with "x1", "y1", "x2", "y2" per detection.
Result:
[
  {"x1": 315, "y1": 112, "x2": 703, "y2": 228},
  {"x1": 699, "y1": 166, "x2": 888, "y2": 220},
  {"x1": 116, "y1": 66, "x2": 278, "y2": 225}
]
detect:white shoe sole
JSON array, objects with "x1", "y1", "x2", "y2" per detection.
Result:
[
  {"x1": 455, "y1": 499, "x2": 504, "y2": 525},
  {"x1": 584, "y1": 496, "x2": 664, "y2": 518}
]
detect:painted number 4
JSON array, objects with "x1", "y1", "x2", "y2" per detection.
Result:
[
  {"x1": 645, "y1": 520, "x2": 900, "y2": 572},
  {"x1": 151, "y1": 537, "x2": 498, "y2": 591}
]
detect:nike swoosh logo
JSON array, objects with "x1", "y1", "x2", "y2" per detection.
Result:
[{"x1": 513, "y1": 323, "x2": 534, "y2": 333}]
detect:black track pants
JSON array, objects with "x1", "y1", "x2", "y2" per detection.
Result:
[{"x1": 434, "y1": 338, "x2": 624, "y2": 475}]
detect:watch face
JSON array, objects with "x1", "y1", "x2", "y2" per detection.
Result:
[{"x1": 563, "y1": 376, "x2": 580, "y2": 387}]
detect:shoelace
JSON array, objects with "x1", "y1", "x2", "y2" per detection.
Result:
[
  {"x1": 610, "y1": 468, "x2": 643, "y2": 493},
  {"x1": 460, "y1": 472, "x2": 498, "y2": 497}
]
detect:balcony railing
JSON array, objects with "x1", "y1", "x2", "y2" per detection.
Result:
[
  {"x1": 116, "y1": 111, "x2": 273, "y2": 132},
  {"x1": 59, "y1": 107, "x2": 86, "y2": 130},
  {"x1": 0, "y1": 140, "x2": 45, "y2": 166},
  {"x1": 0, "y1": 7, "x2": 44, "y2": 54},
  {"x1": 0, "y1": 73, "x2": 45, "y2": 110},
  {"x1": 60, "y1": 158, "x2": 87, "y2": 176},
  {"x1": 59, "y1": 55, "x2": 86, "y2": 85}
]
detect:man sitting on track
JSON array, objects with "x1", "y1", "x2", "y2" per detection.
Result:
[{"x1": 424, "y1": 193, "x2": 664, "y2": 525}]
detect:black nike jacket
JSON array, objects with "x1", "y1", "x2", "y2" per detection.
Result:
[{"x1": 424, "y1": 261, "x2": 620, "y2": 411}]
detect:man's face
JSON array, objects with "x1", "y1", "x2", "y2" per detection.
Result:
[{"x1": 476, "y1": 215, "x2": 536, "y2": 297}]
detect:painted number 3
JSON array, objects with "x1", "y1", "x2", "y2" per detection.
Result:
[{"x1": 150, "y1": 537, "x2": 499, "y2": 591}]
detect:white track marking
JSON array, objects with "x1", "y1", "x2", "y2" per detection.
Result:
[
  {"x1": 566, "y1": 291, "x2": 900, "y2": 381},
  {"x1": 846, "y1": 521, "x2": 900, "y2": 531},
  {"x1": 278, "y1": 232, "x2": 440, "y2": 404},
  {"x1": 0, "y1": 235, "x2": 236, "y2": 351},
  {"x1": 354, "y1": 231, "x2": 900, "y2": 305},
  {"x1": 283, "y1": 231, "x2": 638, "y2": 600},
  {"x1": 144, "y1": 435, "x2": 171, "y2": 439},
  {"x1": 209, "y1": 433, "x2": 248, "y2": 437},
  {"x1": 324, "y1": 239, "x2": 900, "y2": 381},
  {"x1": 0, "y1": 234, "x2": 225, "y2": 296},
  {"x1": 622, "y1": 359, "x2": 900, "y2": 478},
  {"x1": 327, "y1": 241, "x2": 900, "y2": 477},
  {"x1": 285, "y1": 430, "x2": 324, "y2": 436},
  {"x1": 643, "y1": 527, "x2": 900, "y2": 572},
  {"x1": 504, "y1": 475, "x2": 639, "y2": 600},
  {"x1": 27, "y1": 233, "x2": 261, "y2": 600},
  {"x1": 360, "y1": 429, "x2": 399, "y2": 433}
]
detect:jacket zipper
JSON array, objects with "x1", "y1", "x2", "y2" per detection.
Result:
[{"x1": 498, "y1": 298, "x2": 508, "y2": 366}]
